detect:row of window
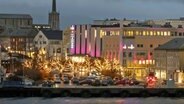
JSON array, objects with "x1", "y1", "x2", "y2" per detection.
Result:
[
  {"x1": 124, "y1": 30, "x2": 171, "y2": 36},
  {"x1": 35, "y1": 41, "x2": 47, "y2": 44},
  {"x1": 41, "y1": 48, "x2": 61, "y2": 53}
]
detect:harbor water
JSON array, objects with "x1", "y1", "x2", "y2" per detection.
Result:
[{"x1": 0, "y1": 97, "x2": 184, "y2": 104}]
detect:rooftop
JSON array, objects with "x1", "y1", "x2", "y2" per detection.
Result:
[
  {"x1": 42, "y1": 30, "x2": 62, "y2": 40},
  {"x1": 155, "y1": 38, "x2": 184, "y2": 51},
  {"x1": 0, "y1": 14, "x2": 32, "y2": 19}
]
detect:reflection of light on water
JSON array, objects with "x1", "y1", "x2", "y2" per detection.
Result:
[{"x1": 116, "y1": 99, "x2": 125, "y2": 104}]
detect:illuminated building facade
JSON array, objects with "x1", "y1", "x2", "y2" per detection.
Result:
[
  {"x1": 70, "y1": 24, "x2": 91, "y2": 56},
  {"x1": 70, "y1": 19, "x2": 184, "y2": 79},
  {"x1": 155, "y1": 38, "x2": 184, "y2": 83},
  {"x1": 33, "y1": 30, "x2": 63, "y2": 59}
]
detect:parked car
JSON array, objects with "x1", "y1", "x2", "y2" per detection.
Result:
[
  {"x1": 114, "y1": 79, "x2": 126, "y2": 85},
  {"x1": 62, "y1": 76, "x2": 69, "y2": 84},
  {"x1": 91, "y1": 79, "x2": 101, "y2": 86},
  {"x1": 101, "y1": 78, "x2": 109, "y2": 86},
  {"x1": 71, "y1": 77, "x2": 79, "y2": 85},
  {"x1": 42, "y1": 80, "x2": 54, "y2": 87},
  {"x1": 79, "y1": 78, "x2": 93, "y2": 85},
  {"x1": 106, "y1": 77, "x2": 114, "y2": 85},
  {"x1": 128, "y1": 78, "x2": 140, "y2": 86}
]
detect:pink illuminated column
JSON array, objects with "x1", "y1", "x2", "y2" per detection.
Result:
[{"x1": 70, "y1": 25, "x2": 75, "y2": 54}]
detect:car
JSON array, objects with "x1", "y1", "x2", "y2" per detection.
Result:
[
  {"x1": 79, "y1": 78, "x2": 93, "y2": 85},
  {"x1": 62, "y1": 76, "x2": 69, "y2": 84},
  {"x1": 71, "y1": 77, "x2": 79, "y2": 85},
  {"x1": 91, "y1": 79, "x2": 101, "y2": 86},
  {"x1": 128, "y1": 78, "x2": 140, "y2": 86},
  {"x1": 101, "y1": 78, "x2": 108, "y2": 86},
  {"x1": 42, "y1": 80, "x2": 54, "y2": 87},
  {"x1": 106, "y1": 77, "x2": 114, "y2": 85},
  {"x1": 114, "y1": 79, "x2": 126, "y2": 85}
]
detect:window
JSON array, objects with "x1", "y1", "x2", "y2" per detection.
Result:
[
  {"x1": 137, "y1": 44, "x2": 140, "y2": 47},
  {"x1": 57, "y1": 48, "x2": 61, "y2": 53},
  {"x1": 123, "y1": 52, "x2": 126, "y2": 57},
  {"x1": 39, "y1": 35, "x2": 42, "y2": 38},
  {"x1": 129, "y1": 52, "x2": 132, "y2": 57},
  {"x1": 85, "y1": 25, "x2": 87, "y2": 30},
  {"x1": 53, "y1": 48, "x2": 55, "y2": 53},
  {"x1": 150, "y1": 44, "x2": 153, "y2": 48},
  {"x1": 137, "y1": 44, "x2": 143, "y2": 48},
  {"x1": 141, "y1": 44, "x2": 143, "y2": 47},
  {"x1": 43, "y1": 41, "x2": 46, "y2": 44},
  {"x1": 80, "y1": 25, "x2": 82, "y2": 33},
  {"x1": 175, "y1": 32, "x2": 177, "y2": 36},
  {"x1": 150, "y1": 52, "x2": 153, "y2": 56},
  {"x1": 179, "y1": 33, "x2": 182, "y2": 36},
  {"x1": 35, "y1": 41, "x2": 38, "y2": 44}
]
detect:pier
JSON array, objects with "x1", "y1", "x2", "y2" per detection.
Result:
[{"x1": 0, "y1": 86, "x2": 184, "y2": 98}]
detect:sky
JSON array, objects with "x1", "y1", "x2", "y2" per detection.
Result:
[{"x1": 0, "y1": 0, "x2": 184, "y2": 29}]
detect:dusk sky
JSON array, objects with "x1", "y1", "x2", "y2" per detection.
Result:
[{"x1": 0, "y1": 0, "x2": 184, "y2": 29}]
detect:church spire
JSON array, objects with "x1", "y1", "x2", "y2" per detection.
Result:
[
  {"x1": 49, "y1": 0, "x2": 60, "y2": 30},
  {"x1": 52, "y1": 0, "x2": 56, "y2": 12}
]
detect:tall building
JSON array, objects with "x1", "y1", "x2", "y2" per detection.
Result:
[{"x1": 49, "y1": 0, "x2": 60, "y2": 30}]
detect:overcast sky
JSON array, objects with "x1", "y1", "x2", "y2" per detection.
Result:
[{"x1": 0, "y1": 0, "x2": 184, "y2": 29}]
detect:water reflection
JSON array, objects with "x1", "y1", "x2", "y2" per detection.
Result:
[{"x1": 0, "y1": 97, "x2": 184, "y2": 104}]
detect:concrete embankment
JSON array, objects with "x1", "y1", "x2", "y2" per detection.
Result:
[{"x1": 0, "y1": 86, "x2": 184, "y2": 97}]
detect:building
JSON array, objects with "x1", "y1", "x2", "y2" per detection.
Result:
[
  {"x1": 69, "y1": 18, "x2": 184, "y2": 79},
  {"x1": 0, "y1": 14, "x2": 32, "y2": 29},
  {"x1": 155, "y1": 38, "x2": 184, "y2": 83},
  {"x1": 70, "y1": 24, "x2": 91, "y2": 56},
  {"x1": 0, "y1": 14, "x2": 34, "y2": 57},
  {"x1": 32, "y1": 24, "x2": 51, "y2": 30},
  {"x1": 10, "y1": 28, "x2": 38, "y2": 57},
  {"x1": 153, "y1": 18, "x2": 184, "y2": 28},
  {"x1": 33, "y1": 30, "x2": 63, "y2": 59},
  {"x1": 49, "y1": 0, "x2": 60, "y2": 30}
]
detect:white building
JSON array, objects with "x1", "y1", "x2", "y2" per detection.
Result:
[{"x1": 33, "y1": 30, "x2": 63, "y2": 59}]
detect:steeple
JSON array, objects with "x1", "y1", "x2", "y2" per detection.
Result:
[
  {"x1": 52, "y1": 0, "x2": 56, "y2": 12},
  {"x1": 49, "y1": 0, "x2": 60, "y2": 30}
]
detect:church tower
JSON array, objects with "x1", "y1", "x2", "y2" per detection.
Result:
[{"x1": 49, "y1": 0, "x2": 60, "y2": 30}]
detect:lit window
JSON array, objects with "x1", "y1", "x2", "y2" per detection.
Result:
[
  {"x1": 161, "y1": 31, "x2": 164, "y2": 36},
  {"x1": 168, "y1": 32, "x2": 171, "y2": 36},
  {"x1": 154, "y1": 31, "x2": 156, "y2": 36},
  {"x1": 150, "y1": 31, "x2": 153, "y2": 36},
  {"x1": 143, "y1": 31, "x2": 146, "y2": 36},
  {"x1": 147, "y1": 31, "x2": 149, "y2": 36},
  {"x1": 164, "y1": 31, "x2": 167, "y2": 36},
  {"x1": 157, "y1": 31, "x2": 160, "y2": 36}
]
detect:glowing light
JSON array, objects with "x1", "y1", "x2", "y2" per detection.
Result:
[
  {"x1": 70, "y1": 25, "x2": 75, "y2": 54},
  {"x1": 123, "y1": 45, "x2": 127, "y2": 49},
  {"x1": 123, "y1": 44, "x2": 134, "y2": 50},
  {"x1": 128, "y1": 44, "x2": 135, "y2": 50}
]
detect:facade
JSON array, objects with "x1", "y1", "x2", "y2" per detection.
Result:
[
  {"x1": 32, "y1": 24, "x2": 51, "y2": 30},
  {"x1": 49, "y1": 0, "x2": 60, "y2": 30},
  {"x1": 153, "y1": 18, "x2": 184, "y2": 28},
  {"x1": 33, "y1": 30, "x2": 63, "y2": 59},
  {"x1": 70, "y1": 20, "x2": 184, "y2": 79},
  {"x1": 0, "y1": 14, "x2": 32, "y2": 28},
  {"x1": 70, "y1": 24, "x2": 91, "y2": 56},
  {"x1": 155, "y1": 38, "x2": 184, "y2": 83}
]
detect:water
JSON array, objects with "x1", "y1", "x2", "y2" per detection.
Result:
[{"x1": 0, "y1": 98, "x2": 184, "y2": 104}]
